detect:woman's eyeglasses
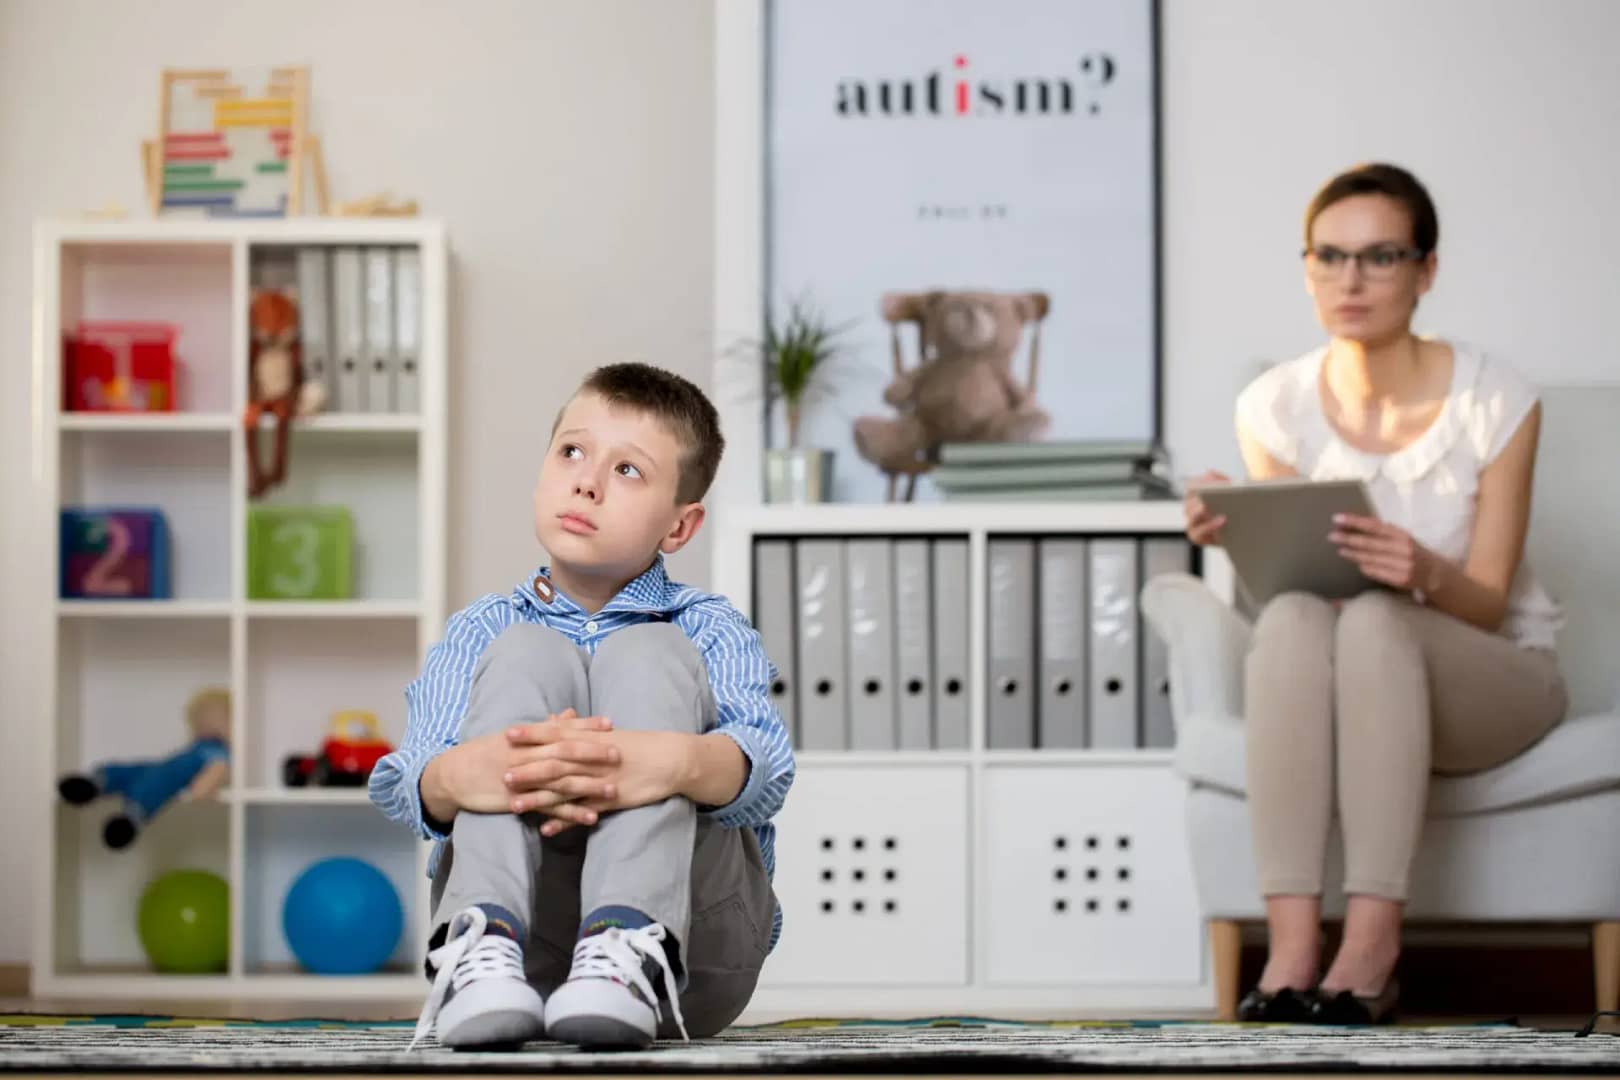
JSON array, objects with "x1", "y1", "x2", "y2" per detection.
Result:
[{"x1": 1302, "y1": 244, "x2": 1424, "y2": 281}]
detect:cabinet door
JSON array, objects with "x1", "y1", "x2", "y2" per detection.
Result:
[
  {"x1": 982, "y1": 765, "x2": 1201, "y2": 984},
  {"x1": 759, "y1": 765, "x2": 970, "y2": 986}
]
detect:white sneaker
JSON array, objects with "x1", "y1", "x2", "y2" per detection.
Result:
[
  {"x1": 409, "y1": 907, "x2": 546, "y2": 1051},
  {"x1": 544, "y1": 924, "x2": 688, "y2": 1049}
]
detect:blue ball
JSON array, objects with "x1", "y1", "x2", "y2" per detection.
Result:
[{"x1": 282, "y1": 857, "x2": 403, "y2": 975}]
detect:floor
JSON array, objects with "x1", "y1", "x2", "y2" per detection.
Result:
[{"x1": 2, "y1": 996, "x2": 1612, "y2": 1079}]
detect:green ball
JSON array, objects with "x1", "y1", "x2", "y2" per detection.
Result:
[{"x1": 137, "y1": 870, "x2": 229, "y2": 974}]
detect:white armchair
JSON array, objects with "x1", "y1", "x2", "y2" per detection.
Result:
[{"x1": 1141, "y1": 386, "x2": 1620, "y2": 1020}]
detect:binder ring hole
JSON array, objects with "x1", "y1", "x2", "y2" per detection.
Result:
[
  {"x1": 1054, "y1": 899, "x2": 1068, "y2": 913},
  {"x1": 945, "y1": 678, "x2": 962, "y2": 696},
  {"x1": 770, "y1": 679, "x2": 787, "y2": 696},
  {"x1": 1118, "y1": 867, "x2": 1131, "y2": 881},
  {"x1": 1055, "y1": 679, "x2": 1072, "y2": 695},
  {"x1": 906, "y1": 678, "x2": 924, "y2": 695},
  {"x1": 884, "y1": 836, "x2": 897, "y2": 850},
  {"x1": 852, "y1": 900, "x2": 866, "y2": 914},
  {"x1": 1086, "y1": 867, "x2": 1099, "y2": 881},
  {"x1": 1106, "y1": 677, "x2": 1123, "y2": 695},
  {"x1": 853, "y1": 869, "x2": 866, "y2": 882},
  {"x1": 820, "y1": 900, "x2": 834, "y2": 914},
  {"x1": 863, "y1": 678, "x2": 881, "y2": 696},
  {"x1": 820, "y1": 837, "x2": 834, "y2": 851},
  {"x1": 884, "y1": 869, "x2": 896, "y2": 882},
  {"x1": 1086, "y1": 898, "x2": 1100, "y2": 913},
  {"x1": 1000, "y1": 678, "x2": 1019, "y2": 696},
  {"x1": 883, "y1": 900, "x2": 897, "y2": 914},
  {"x1": 816, "y1": 679, "x2": 833, "y2": 696},
  {"x1": 853, "y1": 837, "x2": 866, "y2": 851},
  {"x1": 1054, "y1": 836, "x2": 1068, "y2": 851},
  {"x1": 1055, "y1": 867, "x2": 1068, "y2": 881},
  {"x1": 1118, "y1": 898, "x2": 1132, "y2": 913},
  {"x1": 821, "y1": 869, "x2": 834, "y2": 882}
]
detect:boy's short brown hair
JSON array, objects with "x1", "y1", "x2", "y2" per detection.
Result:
[{"x1": 565, "y1": 363, "x2": 725, "y2": 504}]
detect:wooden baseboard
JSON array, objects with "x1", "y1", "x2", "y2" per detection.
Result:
[{"x1": 0, "y1": 964, "x2": 28, "y2": 997}]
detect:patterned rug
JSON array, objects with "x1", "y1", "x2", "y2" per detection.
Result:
[{"x1": 2, "y1": 1014, "x2": 1618, "y2": 1073}]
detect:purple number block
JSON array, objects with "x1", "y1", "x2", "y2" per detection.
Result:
[{"x1": 60, "y1": 508, "x2": 172, "y2": 599}]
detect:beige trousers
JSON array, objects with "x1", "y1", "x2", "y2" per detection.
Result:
[{"x1": 1244, "y1": 589, "x2": 1567, "y2": 900}]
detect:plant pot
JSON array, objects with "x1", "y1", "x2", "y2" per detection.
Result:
[{"x1": 764, "y1": 447, "x2": 834, "y2": 504}]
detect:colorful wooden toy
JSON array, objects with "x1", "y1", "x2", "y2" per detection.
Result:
[
  {"x1": 60, "y1": 508, "x2": 172, "y2": 599},
  {"x1": 247, "y1": 505, "x2": 353, "y2": 600}
]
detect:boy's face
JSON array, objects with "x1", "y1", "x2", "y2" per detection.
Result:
[{"x1": 533, "y1": 391, "x2": 704, "y2": 580}]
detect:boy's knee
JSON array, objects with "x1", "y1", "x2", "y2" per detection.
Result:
[
  {"x1": 477, "y1": 623, "x2": 584, "y2": 686},
  {"x1": 592, "y1": 621, "x2": 698, "y2": 675}
]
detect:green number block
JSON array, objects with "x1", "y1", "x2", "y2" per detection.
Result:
[{"x1": 248, "y1": 506, "x2": 354, "y2": 600}]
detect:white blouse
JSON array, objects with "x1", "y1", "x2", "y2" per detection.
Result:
[{"x1": 1235, "y1": 339, "x2": 1563, "y2": 650}]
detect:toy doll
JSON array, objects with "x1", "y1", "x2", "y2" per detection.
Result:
[{"x1": 58, "y1": 687, "x2": 231, "y2": 849}]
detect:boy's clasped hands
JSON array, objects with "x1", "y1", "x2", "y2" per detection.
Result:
[{"x1": 442, "y1": 709, "x2": 691, "y2": 838}]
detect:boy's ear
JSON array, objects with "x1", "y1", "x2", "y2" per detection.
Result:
[{"x1": 659, "y1": 502, "x2": 706, "y2": 555}]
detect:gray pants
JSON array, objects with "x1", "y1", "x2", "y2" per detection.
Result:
[{"x1": 430, "y1": 622, "x2": 776, "y2": 1038}]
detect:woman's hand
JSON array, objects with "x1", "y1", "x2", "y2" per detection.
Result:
[
  {"x1": 1183, "y1": 470, "x2": 1230, "y2": 546},
  {"x1": 1330, "y1": 513, "x2": 1443, "y2": 593}
]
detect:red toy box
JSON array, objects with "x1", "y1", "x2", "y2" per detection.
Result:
[{"x1": 64, "y1": 321, "x2": 180, "y2": 413}]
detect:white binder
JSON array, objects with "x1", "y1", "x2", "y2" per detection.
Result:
[
  {"x1": 331, "y1": 247, "x2": 366, "y2": 412},
  {"x1": 393, "y1": 247, "x2": 422, "y2": 413},
  {"x1": 1140, "y1": 537, "x2": 1190, "y2": 749},
  {"x1": 987, "y1": 538, "x2": 1036, "y2": 749},
  {"x1": 294, "y1": 247, "x2": 333, "y2": 403},
  {"x1": 1088, "y1": 538, "x2": 1140, "y2": 748},
  {"x1": 844, "y1": 538, "x2": 896, "y2": 750},
  {"x1": 794, "y1": 539, "x2": 847, "y2": 751},
  {"x1": 752, "y1": 540, "x2": 798, "y2": 747},
  {"x1": 892, "y1": 539, "x2": 933, "y2": 750},
  {"x1": 931, "y1": 538, "x2": 970, "y2": 750},
  {"x1": 363, "y1": 247, "x2": 396, "y2": 412},
  {"x1": 1037, "y1": 538, "x2": 1088, "y2": 749}
]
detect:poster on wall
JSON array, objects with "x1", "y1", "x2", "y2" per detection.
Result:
[{"x1": 766, "y1": 0, "x2": 1160, "y2": 503}]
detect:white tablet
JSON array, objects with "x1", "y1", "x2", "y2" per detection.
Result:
[{"x1": 1195, "y1": 478, "x2": 1383, "y2": 609}]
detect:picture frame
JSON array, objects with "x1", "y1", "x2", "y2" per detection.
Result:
[{"x1": 727, "y1": 0, "x2": 1164, "y2": 505}]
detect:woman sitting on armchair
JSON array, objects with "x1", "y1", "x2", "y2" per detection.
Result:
[{"x1": 1183, "y1": 162, "x2": 1567, "y2": 1024}]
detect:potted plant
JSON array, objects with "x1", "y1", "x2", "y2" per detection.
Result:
[{"x1": 760, "y1": 296, "x2": 847, "y2": 503}]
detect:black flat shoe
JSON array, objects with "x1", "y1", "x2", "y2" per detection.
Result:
[
  {"x1": 1311, "y1": 979, "x2": 1399, "y2": 1025},
  {"x1": 1237, "y1": 986, "x2": 1317, "y2": 1022}
]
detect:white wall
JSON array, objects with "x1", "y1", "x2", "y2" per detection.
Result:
[
  {"x1": 1160, "y1": 0, "x2": 1620, "y2": 478},
  {"x1": 0, "y1": 0, "x2": 715, "y2": 966},
  {"x1": 3, "y1": 0, "x2": 1618, "y2": 969}
]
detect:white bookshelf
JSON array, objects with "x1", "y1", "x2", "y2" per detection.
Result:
[
  {"x1": 30, "y1": 218, "x2": 447, "y2": 1000},
  {"x1": 710, "y1": 504, "x2": 1236, "y2": 1019}
]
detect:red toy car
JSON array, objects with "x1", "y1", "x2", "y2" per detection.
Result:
[{"x1": 283, "y1": 711, "x2": 393, "y2": 787}]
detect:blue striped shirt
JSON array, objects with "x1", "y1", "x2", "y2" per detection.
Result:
[{"x1": 369, "y1": 556, "x2": 795, "y2": 950}]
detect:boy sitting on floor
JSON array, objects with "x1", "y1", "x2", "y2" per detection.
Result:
[{"x1": 370, "y1": 363, "x2": 795, "y2": 1051}]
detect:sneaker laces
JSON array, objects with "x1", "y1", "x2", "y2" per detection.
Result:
[
  {"x1": 409, "y1": 908, "x2": 527, "y2": 1051},
  {"x1": 568, "y1": 924, "x2": 688, "y2": 1041}
]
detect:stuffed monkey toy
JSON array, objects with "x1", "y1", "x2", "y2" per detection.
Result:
[{"x1": 244, "y1": 289, "x2": 325, "y2": 498}]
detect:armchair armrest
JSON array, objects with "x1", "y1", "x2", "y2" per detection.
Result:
[{"x1": 1140, "y1": 572, "x2": 1251, "y2": 732}]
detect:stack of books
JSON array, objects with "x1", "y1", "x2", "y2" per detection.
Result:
[{"x1": 931, "y1": 439, "x2": 1173, "y2": 502}]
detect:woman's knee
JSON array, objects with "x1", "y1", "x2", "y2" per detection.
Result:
[
  {"x1": 1335, "y1": 589, "x2": 1413, "y2": 647},
  {"x1": 1253, "y1": 591, "x2": 1336, "y2": 642}
]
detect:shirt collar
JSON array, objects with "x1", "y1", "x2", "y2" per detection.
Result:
[{"x1": 520, "y1": 554, "x2": 680, "y2": 616}]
